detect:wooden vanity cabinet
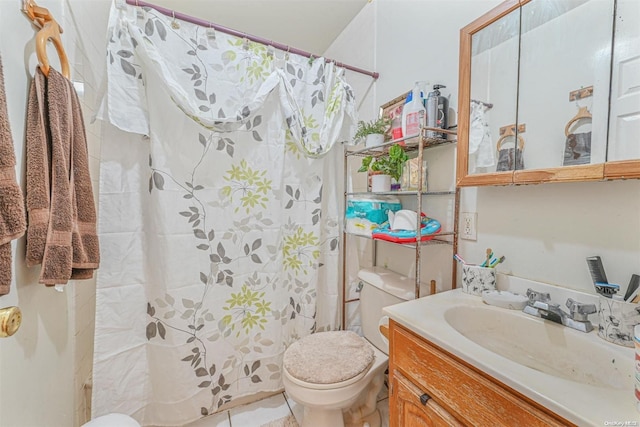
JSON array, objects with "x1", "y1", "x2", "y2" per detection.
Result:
[{"x1": 388, "y1": 320, "x2": 574, "y2": 427}]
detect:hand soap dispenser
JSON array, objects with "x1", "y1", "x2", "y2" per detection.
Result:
[{"x1": 425, "y1": 84, "x2": 449, "y2": 138}]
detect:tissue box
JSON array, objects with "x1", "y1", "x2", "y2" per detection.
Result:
[{"x1": 345, "y1": 196, "x2": 401, "y2": 237}]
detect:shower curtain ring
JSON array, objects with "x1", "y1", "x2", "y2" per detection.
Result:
[
  {"x1": 171, "y1": 10, "x2": 180, "y2": 29},
  {"x1": 135, "y1": 0, "x2": 144, "y2": 20},
  {"x1": 206, "y1": 23, "x2": 216, "y2": 40}
]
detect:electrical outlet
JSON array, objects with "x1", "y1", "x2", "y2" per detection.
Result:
[{"x1": 460, "y1": 212, "x2": 477, "y2": 241}]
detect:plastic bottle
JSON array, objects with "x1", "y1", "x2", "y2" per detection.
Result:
[
  {"x1": 402, "y1": 82, "x2": 427, "y2": 139},
  {"x1": 390, "y1": 114, "x2": 403, "y2": 140},
  {"x1": 425, "y1": 84, "x2": 449, "y2": 139}
]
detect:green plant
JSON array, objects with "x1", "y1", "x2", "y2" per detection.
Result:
[
  {"x1": 354, "y1": 117, "x2": 391, "y2": 140},
  {"x1": 357, "y1": 144, "x2": 409, "y2": 182}
]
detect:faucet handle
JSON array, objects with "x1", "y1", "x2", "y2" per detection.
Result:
[
  {"x1": 565, "y1": 298, "x2": 597, "y2": 321},
  {"x1": 526, "y1": 288, "x2": 551, "y2": 305},
  {"x1": 532, "y1": 300, "x2": 559, "y2": 311}
]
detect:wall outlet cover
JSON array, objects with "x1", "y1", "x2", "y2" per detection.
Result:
[{"x1": 460, "y1": 212, "x2": 477, "y2": 241}]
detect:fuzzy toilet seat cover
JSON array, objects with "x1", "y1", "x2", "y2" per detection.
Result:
[{"x1": 283, "y1": 331, "x2": 374, "y2": 384}]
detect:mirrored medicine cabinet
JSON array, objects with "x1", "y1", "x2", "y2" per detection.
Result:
[{"x1": 457, "y1": 0, "x2": 640, "y2": 187}]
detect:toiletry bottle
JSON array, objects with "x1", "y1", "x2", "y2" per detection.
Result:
[
  {"x1": 402, "y1": 82, "x2": 427, "y2": 139},
  {"x1": 426, "y1": 84, "x2": 449, "y2": 138},
  {"x1": 391, "y1": 114, "x2": 402, "y2": 140}
]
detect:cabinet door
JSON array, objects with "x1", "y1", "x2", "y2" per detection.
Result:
[
  {"x1": 390, "y1": 321, "x2": 571, "y2": 426},
  {"x1": 605, "y1": 0, "x2": 640, "y2": 179},
  {"x1": 390, "y1": 371, "x2": 463, "y2": 427},
  {"x1": 515, "y1": 0, "x2": 613, "y2": 177}
]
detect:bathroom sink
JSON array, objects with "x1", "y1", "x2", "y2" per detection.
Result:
[
  {"x1": 384, "y1": 285, "x2": 638, "y2": 426},
  {"x1": 444, "y1": 305, "x2": 631, "y2": 390}
]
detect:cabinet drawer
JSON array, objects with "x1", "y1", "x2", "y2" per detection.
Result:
[
  {"x1": 392, "y1": 370, "x2": 465, "y2": 427},
  {"x1": 390, "y1": 321, "x2": 572, "y2": 427}
]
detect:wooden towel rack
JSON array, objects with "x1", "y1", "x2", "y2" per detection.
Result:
[
  {"x1": 564, "y1": 106, "x2": 592, "y2": 137},
  {"x1": 23, "y1": 0, "x2": 70, "y2": 79}
]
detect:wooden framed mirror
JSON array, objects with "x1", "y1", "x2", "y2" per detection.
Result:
[{"x1": 457, "y1": 0, "x2": 639, "y2": 187}]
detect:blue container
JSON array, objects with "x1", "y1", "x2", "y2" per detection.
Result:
[{"x1": 346, "y1": 196, "x2": 401, "y2": 225}]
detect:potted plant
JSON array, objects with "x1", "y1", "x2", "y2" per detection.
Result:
[
  {"x1": 358, "y1": 144, "x2": 409, "y2": 192},
  {"x1": 354, "y1": 117, "x2": 391, "y2": 150}
]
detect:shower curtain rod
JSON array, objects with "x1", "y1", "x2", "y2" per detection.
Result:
[{"x1": 125, "y1": 0, "x2": 380, "y2": 80}]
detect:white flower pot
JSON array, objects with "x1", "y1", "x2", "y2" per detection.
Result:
[
  {"x1": 365, "y1": 134, "x2": 385, "y2": 151},
  {"x1": 371, "y1": 174, "x2": 391, "y2": 192}
]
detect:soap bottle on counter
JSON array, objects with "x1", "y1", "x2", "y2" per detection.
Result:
[
  {"x1": 401, "y1": 81, "x2": 427, "y2": 139},
  {"x1": 425, "y1": 84, "x2": 449, "y2": 139}
]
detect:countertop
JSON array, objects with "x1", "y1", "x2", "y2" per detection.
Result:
[{"x1": 383, "y1": 288, "x2": 639, "y2": 426}]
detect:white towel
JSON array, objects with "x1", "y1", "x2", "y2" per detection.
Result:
[{"x1": 469, "y1": 101, "x2": 494, "y2": 171}]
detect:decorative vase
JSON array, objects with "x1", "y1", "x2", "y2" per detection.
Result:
[
  {"x1": 371, "y1": 174, "x2": 391, "y2": 192},
  {"x1": 365, "y1": 134, "x2": 384, "y2": 151}
]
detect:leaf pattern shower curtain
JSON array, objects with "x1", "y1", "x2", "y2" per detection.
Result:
[{"x1": 93, "y1": 3, "x2": 356, "y2": 425}]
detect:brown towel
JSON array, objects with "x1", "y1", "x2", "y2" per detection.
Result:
[
  {"x1": 25, "y1": 67, "x2": 99, "y2": 286},
  {"x1": 0, "y1": 57, "x2": 27, "y2": 296}
]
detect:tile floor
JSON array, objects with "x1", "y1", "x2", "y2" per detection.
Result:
[{"x1": 186, "y1": 382, "x2": 390, "y2": 427}]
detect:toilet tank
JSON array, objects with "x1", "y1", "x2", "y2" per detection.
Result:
[{"x1": 357, "y1": 266, "x2": 426, "y2": 354}]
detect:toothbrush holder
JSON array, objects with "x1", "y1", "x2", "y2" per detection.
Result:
[
  {"x1": 598, "y1": 296, "x2": 640, "y2": 348},
  {"x1": 461, "y1": 265, "x2": 497, "y2": 296}
]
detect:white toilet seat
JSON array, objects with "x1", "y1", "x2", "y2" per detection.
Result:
[{"x1": 283, "y1": 341, "x2": 388, "y2": 427}]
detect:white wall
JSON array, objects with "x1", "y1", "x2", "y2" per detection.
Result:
[
  {"x1": 0, "y1": 0, "x2": 109, "y2": 425},
  {"x1": 327, "y1": 0, "x2": 640, "y2": 318}
]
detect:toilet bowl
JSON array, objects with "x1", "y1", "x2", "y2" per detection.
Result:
[
  {"x1": 282, "y1": 267, "x2": 417, "y2": 427},
  {"x1": 283, "y1": 338, "x2": 387, "y2": 427},
  {"x1": 81, "y1": 413, "x2": 141, "y2": 427}
]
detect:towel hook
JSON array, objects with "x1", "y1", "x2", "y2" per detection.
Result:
[{"x1": 23, "y1": 0, "x2": 70, "y2": 79}]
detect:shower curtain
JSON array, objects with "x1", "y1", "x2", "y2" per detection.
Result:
[{"x1": 93, "y1": 3, "x2": 356, "y2": 425}]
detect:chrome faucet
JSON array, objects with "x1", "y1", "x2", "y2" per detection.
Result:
[{"x1": 522, "y1": 288, "x2": 596, "y2": 333}]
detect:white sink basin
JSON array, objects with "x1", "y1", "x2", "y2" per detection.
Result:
[
  {"x1": 444, "y1": 305, "x2": 632, "y2": 390},
  {"x1": 383, "y1": 287, "x2": 638, "y2": 426}
]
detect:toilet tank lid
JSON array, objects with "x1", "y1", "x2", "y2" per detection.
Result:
[{"x1": 357, "y1": 266, "x2": 421, "y2": 301}]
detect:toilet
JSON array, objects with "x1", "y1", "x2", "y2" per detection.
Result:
[
  {"x1": 81, "y1": 413, "x2": 140, "y2": 427},
  {"x1": 283, "y1": 266, "x2": 417, "y2": 427}
]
